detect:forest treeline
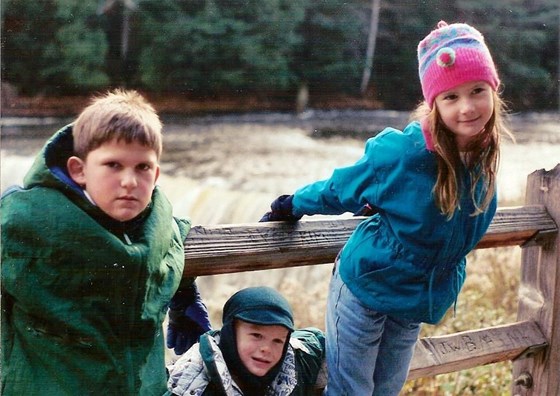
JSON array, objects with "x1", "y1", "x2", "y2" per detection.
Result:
[{"x1": 2, "y1": 0, "x2": 559, "y2": 111}]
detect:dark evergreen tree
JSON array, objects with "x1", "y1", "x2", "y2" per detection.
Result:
[
  {"x1": 2, "y1": 0, "x2": 110, "y2": 94},
  {"x1": 1, "y1": 0, "x2": 557, "y2": 109},
  {"x1": 138, "y1": 0, "x2": 304, "y2": 94},
  {"x1": 293, "y1": 0, "x2": 367, "y2": 96}
]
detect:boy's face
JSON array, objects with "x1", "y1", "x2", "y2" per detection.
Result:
[
  {"x1": 67, "y1": 139, "x2": 160, "y2": 222},
  {"x1": 235, "y1": 320, "x2": 289, "y2": 377}
]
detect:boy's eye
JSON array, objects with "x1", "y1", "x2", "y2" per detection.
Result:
[
  {"x1": 137, "y1": 163, "x2": 151, "y2": 171},
  {"x1": 250, "y1": 332, "x2": 263, "y2": 340},
  {"x1": 106, "y1": 161, "x2": 121, "y2": 169}
]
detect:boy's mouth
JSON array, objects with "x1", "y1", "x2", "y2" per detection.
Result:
[{"x1": 251, "y1": 356, "x2": 271, "y2": 367}]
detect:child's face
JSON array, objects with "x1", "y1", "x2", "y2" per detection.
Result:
[
  {"x1": 434, "y1": 80, "x2": 494, "y2": 151},
  {"x1": 235, "y1": 320, "x2": 289, "y2": 377},
  {"x1": 67, "y1": 139, "x2": 160, "y2": 221}
]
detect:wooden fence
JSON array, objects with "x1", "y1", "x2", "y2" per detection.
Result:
[{"x1": 182, "y1": 165, "x2": 560, "y2": 395}]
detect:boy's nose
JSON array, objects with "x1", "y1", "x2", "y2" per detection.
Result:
[{"x1": 121, "y1": 171, "x2": 138, "y2": 188}]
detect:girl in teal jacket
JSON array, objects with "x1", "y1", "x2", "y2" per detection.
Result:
[{"x1": 261, "y1": 22, "x2": 512, "y2": 395}]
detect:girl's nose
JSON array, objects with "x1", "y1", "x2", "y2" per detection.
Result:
[{"x1": 460, "y1": 98, "x2": 475, "y2": 114}]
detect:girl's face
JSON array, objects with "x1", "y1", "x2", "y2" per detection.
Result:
[
  {"x1": 67, "y1": 139, "x2": 160, "y2": 221},
  {"x1": 235, "y1": 320, "x2": 289, "y2": 377},
  {"x1": 434, "y1": 80, "x2": 494, "y2": 151}
]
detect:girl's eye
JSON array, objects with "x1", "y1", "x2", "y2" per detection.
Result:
[
  {"x1": 444, "y1": 94, "x2": 457, "y2": 101},
  {"x1": 472, "y1": 87, "x2": 485, "y2": 94}
]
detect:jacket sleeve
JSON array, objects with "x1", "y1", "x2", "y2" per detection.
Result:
[
  {"x1": 291, "y1": 327, "x2": 326, "y2": 390},
  {"x1": 173, "y1": 216, "x2": 195, "y2": 291},
  {"x1": 292, "y1": 129, "x2": 399, "y2": 217}
]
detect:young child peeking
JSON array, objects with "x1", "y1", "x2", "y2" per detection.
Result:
[{"x1": 166, "y1": 286, "x2": 326, "y2": 396}]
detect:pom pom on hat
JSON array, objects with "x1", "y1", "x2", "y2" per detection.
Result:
[
  {"x1": 436, "y1": 47, "x2": 456, "y2": 68},
  {"x1": 417, "y1": 21, "x2": 500, "y2": 107}
]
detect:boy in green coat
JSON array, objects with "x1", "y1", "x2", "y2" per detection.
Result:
[
  {"x1": 1, "y1": 89, "x2": 211, "y2": 395},
  {"x1": 166, "y1": 286, "x2": 326, "y2": 396}
]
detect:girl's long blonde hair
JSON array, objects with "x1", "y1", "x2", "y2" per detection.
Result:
[{"x1": 412, "y1": 91, "x2": 513, "y2": 218}]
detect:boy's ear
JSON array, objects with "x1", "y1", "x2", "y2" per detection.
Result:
[
  {"x1": 67, "y1": 156, "x2": 86, "y2": 186},
  {"x1": 154, "y1": 164, "x2": 160, "y2": 183}
]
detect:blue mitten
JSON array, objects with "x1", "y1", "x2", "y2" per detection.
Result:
[
  {"x1": 166, "y1": 283, "x2": 212, "y2": 355},
  {"x1": 260, "y1": 194, "x2": 303, "y2": 222}
]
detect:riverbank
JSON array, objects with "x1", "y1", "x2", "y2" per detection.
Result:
[
  {"x1": 1, "y1": 85, "x2": 382, "y2": 118},
  {"x1": 2, "y1": 86, "x2": 558, "y2": 144}
]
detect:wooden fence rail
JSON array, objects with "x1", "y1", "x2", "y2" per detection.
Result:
[{"x1": 183, "y1": 164, "x2": 560, "y2": 395}]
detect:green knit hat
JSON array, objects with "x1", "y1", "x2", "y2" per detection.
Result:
[{"x1": 222, "y1": 286, "x2": 294, "y2": 331}]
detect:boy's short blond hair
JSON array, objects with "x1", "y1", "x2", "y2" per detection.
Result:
[{"x1": 73, "y1": 89, "x2": 163, "y2": 159}]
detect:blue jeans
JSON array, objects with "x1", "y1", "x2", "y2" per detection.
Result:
[{"x1": 324, "y1": 262, "x2": 421, "y2": 396}]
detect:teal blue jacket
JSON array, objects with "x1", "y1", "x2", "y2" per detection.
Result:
[
  {"x1": 292, "y1": 121, "x2": 496, "y2": 324},
  {"x1": 1, "y1": 125, "x2": 192, "y2": 395}
]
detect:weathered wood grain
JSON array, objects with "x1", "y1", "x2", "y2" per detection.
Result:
[
  {"x1": 408, "y1": 320, "x2": 547, "y2": 380},
  {"x1": 182, "y1": 205, "x2": 557, "y2": 276},
  {"x1": 513, "y1": 165, "x2": 560, "y2": 395}
]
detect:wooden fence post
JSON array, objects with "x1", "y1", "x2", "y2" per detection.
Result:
[{"x1": 512, "y1": 164, "x2": 560, "y2": 396}]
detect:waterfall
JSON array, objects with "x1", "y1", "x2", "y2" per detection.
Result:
[
  {"x1": 157, "y1": 174, "x2": 272, "y2": 224},
  {"x1": 1, "y1": 153, "x2": 36, "y2": 192}
]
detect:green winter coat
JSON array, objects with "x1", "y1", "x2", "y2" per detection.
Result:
[{"x1": 1, "y1": 125, "x2": 192, "y2": 395}]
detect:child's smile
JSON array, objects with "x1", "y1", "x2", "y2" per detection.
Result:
[{"x1": 235, "y1": 320, "x2": 289, "y2": 377}]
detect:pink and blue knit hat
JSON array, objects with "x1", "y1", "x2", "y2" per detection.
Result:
[{"x1": 418, "y1": 21, "x2": 500, "y2": 108}]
